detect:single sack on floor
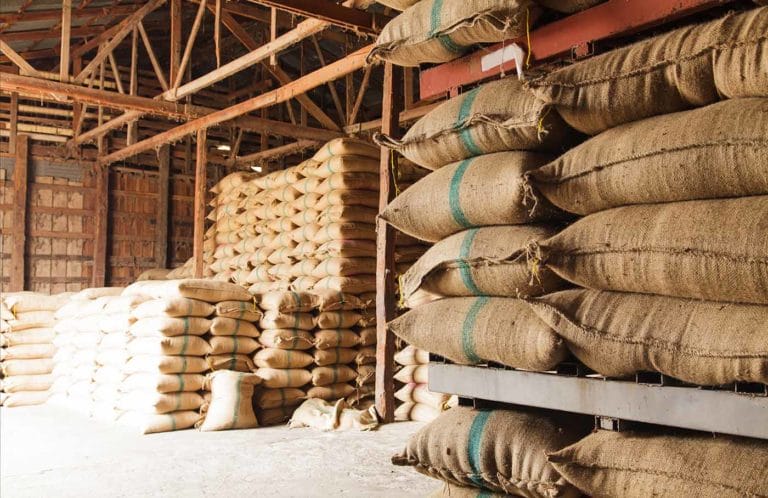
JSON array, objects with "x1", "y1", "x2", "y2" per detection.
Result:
[
  {"x1": 198, "y1": 370, "x2": 261, "y2": 431},
  {"x1": 288, "y1": 398, "x2": 378, "y2": 431}
]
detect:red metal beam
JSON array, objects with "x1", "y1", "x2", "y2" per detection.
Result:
[
  {"x1": 419, "y1": 0, "x2": 734, "y2": 100},
  {"x1": 246, "y1": 0, "x2": 385, "y2": 34}
]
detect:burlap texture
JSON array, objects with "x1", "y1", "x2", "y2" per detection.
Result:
[
  {"x1": 392, "y1": 406, "x2": 588, "y2": 497},
  {"x1": 527, "y1": 8, "x2": 768, "y2": 134},
  {"x1": 313, "y1": 329, "x2": 360, "y2": 349},
  {"x1": 122, "y1": 355, "x2": 209, "y2": 374},
  {"x1": 256, "y1": 367, "x2": 312, "y2": 388},
  {"x1": 535, "y1": 196, "x2": 768, "y2": 304},
  {"x1": 206, "y1": 354, "x2": 255, "y2": 372},
  {"x1": 208, "y1": 336, "x2": 260, "y2": 355},
  {"x1": 428, "y1": 482, "x2": 509, "y2": 498},
  {"x1": 389, "y1": 297, "x2": 566, "y2": 371},
  {"x1": 198, "y1": 371, "x2": 261, "y2": 431},
  {"x1": 311, "y1": 138, "x2": 379, "y2": 162},
  {"x1": 528, "y1": 98, "x2": 768, "y2": 215},
  {"x1": 258, "y1": 291, "x2": 319, "y2": 312},
  {"x1": 209, "y1": 317, "x2": 259, "y2": 338},
  {"x1": 214, "y1": 300, "x2": 262, "y2": 321},
  {"x1": 311, "y1": 365, "x2": 358, "y2": 386},
  {"x1": 129, "y1": 317, "x2": 211, "y2": 337},
  {"x1": 305, "y1": 383, "x2": 356, "y2": 401},
  {"x1": 258, "y1": 329, "x2": 314, "y2": 350},
  {"x1": 403, "y1": 225, "x2": 566, "y2": 306},
  {"x1": 377, "y1": 78, "x2": 575, "y2": 170},
  {"x1": 253, "y1": 348, "x2": 314, "y2": 369},
  {"x1": 254, "y1": 387, "x2": 306, "y2": 409},
  {"x1": 549, "y1": 430, "x2": 768, "y2": 498},
  {"x1": 259, "y1": 311, "x2": 315, "y2": 330},
  {"x1": 528, "y1": 289, "x2": 768, "y2": 385},
  {"x1": 395, "y1": 345, "x2": 430, "y2": 366},
  {"x1": 313, "y1": 347, "x2": 359, "y2": 367},
  {"x1": 121, "y1": 373, "x2": 206, "y2": 393}
]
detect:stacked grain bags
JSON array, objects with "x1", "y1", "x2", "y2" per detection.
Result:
[
  {"x1": 0, "y1": 292, "x2": 66, "y2": 407},
  {"x1": 393, "y1": 345, "x2": 450, "y2": 422}
]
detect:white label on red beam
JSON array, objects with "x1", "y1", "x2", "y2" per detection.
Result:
[{"x1": 480, "y1": 43, "x2": 526, "y2": 79}]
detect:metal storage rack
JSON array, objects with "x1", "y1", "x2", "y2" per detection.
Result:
[{"x1": 373, "y1": 0, "x2": 767, "y2": 435}]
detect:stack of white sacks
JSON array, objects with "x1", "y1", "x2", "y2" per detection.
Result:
[
  {"x1": 393, "y1": 345, "x2": 454, "y2": 422},
  {"x1": 0, "y1": 292, "x2": 66, "y2": 407}
]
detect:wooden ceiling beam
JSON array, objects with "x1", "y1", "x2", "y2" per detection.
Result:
[
  {"x1": 0, "y1": 38, "x2": 43, "y2": 77},
  {"x1": 0, "y1": 25, "x2": 107, "y2": 43},
  {"x1": 245, "y1": 0, "x2": 383, "y2": 34},
  {"x1": 234, "y1": 139, "x2": 317, "y2": 166},
  {"x1": 0, "y1": 4, "x2": 142, "y2": 24}
]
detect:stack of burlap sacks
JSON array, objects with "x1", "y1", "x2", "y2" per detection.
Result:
[
  {"x1": 387, "y1": 7, "x2": 768, "y2": 498},
  {"x1": 0, "y1": 292, "x2": 67, "y2": 407}
]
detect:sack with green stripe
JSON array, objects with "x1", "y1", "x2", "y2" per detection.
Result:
[
  {"x1": 258, "y1": 291, "x2": 319, "y2": 312},
  {"x1": 402, "y1": 225, "x2": 566, "y2": 308},
  {"x1": 209, "y1": 317, "x2": 260, "y2": 338},
  {"x1": 116, "y1": 391, "x2": 204, "y2": 414},
  {"x1": 310, "y1": 258, "x2": 376, "y2": 279},
  {"x1": 389, "y1": 297, "x2": 566, "y2": 371},
  {"x1": 214, "y1": 300, "x2": 262, "y2": 321},
  {"x1": 198, "y1": 370, "x2": 261, "y2": 431},
  {"x1": 313, "y1": 329, "x2": 360, "y2": 349},
  {"x1": 316, "y1": 173, "x2": 379, "y2": 195},
  {"x1": 313, "y1": 347, "x2": 358, "y2": 367},
  {"x1": 206, "y1": 353, "x2": 255, "y2": 372},
  {"x1": 256, "y1": 367, "x2": 312, "y2": 388},
  {"x1": 315, "y1": 310, "x2": 363, "y2": 329},
  {"x1": 259, "y1": 311, "x2": 315, "y2": 331},
  {"x1": 306, "y1": 382, "x2": 357, "y2": 401},
  {"x1": 527, "y1": 289, "x2": 768, "y2": 385},
  {"x1": 131, "y1": 297, "x2": 214, "y2": 319},
  {"x1": 376, "y1": 78, "x2": 577, "y2": 171},
  {"x1": 128, "y1": 317, "x2": 211, "y2": 337},
  {"x1": 254, "y1": 387, "x2": 306, "y2": 409},
  {"x1": 382, "y1": 151, "x2": 565, "y2": 242},
  {"x1": 311, "y1": 365, "x2": 358, "y2": 387},
  {"x1": 392, "y1": 406, "x2": 588, "y2": 497},
  {"x1": 312, "y1": 137, "x2": 379, "y2": 162},
  {"x1": 302, "y1": 155, "x2": 379, "y2": 179},
  {"x1": 254, "y1": 348, "x2": 314, "y2": 369},
  {"x1": 317, "y1": 205, "x2": 378, "y2": 226},
  {"x1": 209, "y1": 336, "x2": 260, "y2": 356},
  {"x1": 368, "y1": 0, "x2": 540, "y2": 67}
]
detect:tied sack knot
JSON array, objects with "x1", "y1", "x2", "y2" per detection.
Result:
[
  {"x1": 524, "y1": 240, "x2": 546, "y2": 287},
  {"x1": 373, "y1": 132, "x2": 404, "y2": 150},
  {"x1": 520, "y1": 173, "x2": 540, "y2": 216}
]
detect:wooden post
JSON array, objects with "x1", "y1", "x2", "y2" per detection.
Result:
[
  {"x1": 192, "y1": 129, "x2": 207, "y2": 278},
  {"x1": 127, "y1": 27, "x2": 139, "y2": 145},
  {"x1": 156, "y1": 144, "x2": 170, "y2": 269},
  {"x1": 92, "y1": 163, "x2": 109, "y2": 287},
  {"x1": 9, "y1": 134, "x2": 29, "y2": 292},
  {"x1": 60, "y1": 0, "x2": 72, "y2": 82},
  {"x1": 9, "y1": 92, "x2": 18, "y2": 154},
  {"x1": 375, "y1": 63, "x2": 402, "y2": 423},
  {"x1": 170, "y1": 0, "x2": 182, "y2": 85}
]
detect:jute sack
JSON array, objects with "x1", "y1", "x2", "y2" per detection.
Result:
[
  {"x1": 526, "y1": 7, "x2": 768, "y2": 134},
  {"x1": 259, "y1": 329, "x2": 314, "y2": 351},
  {"x1": 306, "y1": 383, "x2": 356, "y2": 401},
  {"x1": 258, "y1": 291, "x2": 318, "y2": 312},
  {"x1": 527, "y1": 98, "x2": 768, "y2": 215},
  {"x1": 209, "y1": 336, "x2": 260, "y2": 355},
  {"x1": 127, "y1": 336, "x2": 211, "y2": 356},
  {"x1": 123, "y1": 355, "x2": 209, "y2": 374},
  {"x1": 288, "y1": 398, "x2": 379, "y2": 431},
  {"x1": 355, "y1": 346, "x2": 376, "y2": 365},
  {"x1": 310, "y1": 222, "x2": 377, "y2": 244},
  {"x1": 315, "y1": 239, "x2": 377, "y2": 259},
  {"x1": 256, "y1": 367, "x2": 312, "y2": 388},
  {"x1": 131, "y1": 297, "x2": 214, "y2": 320},
  {"x1": 315, "y1": 310, "x2": 363, "y2": 329},
  {"x1": 116, "y1": 391, "x2": 204, "y2": 414},
  {"x1": 314, "y1": 276, "x2": 376, "y2": 294},
  {"x1": 215, "y1": 301, "x2": 261, "y2": 321},
  {"x1": 394, "y1": 364, "x2": 429, "y2": 384},
  {"x1": 129, "y1": 317, "x2": 211, "y2": 337},
  {"x1": 266, "y1": 216, "x2": 296, "y2": 233},
  {"x1": 312, "y1": 137, "x2": 379, "y2": 162},
  {"x1": 532, "y1": 196, "x2": 768, "y2": 304},
  {"x1": 72, "y1": 287, "x2": 124, "y2": 300},
  {"x1": 528, "y1": 289, "x2": 768, "y2": 385},
  {"x1": 316, "y1": 173, "x2": 379, "y2": 195},
  {"x1": 206, "y1": 354, "x2": 255, "y2": 372},
  {"x1": 5, "y1": 292, "x2": 71, "y2": 312},
  {"x1": 290, "y1": 209, "x2": 320, "y2": 227},
  {"x1": 0, "y1": 391, "x2": 50, "y2": 407},
  {"x1": 123, "y1": 279, "x2": 252, "y2": 303},
  {"x1": 0, "y1": 373, "x2": 54, "y2": 392},
  {"x1": 245, "y1": 266, "x2": 272, "y2": 284},
  {"x1": 402, "y1": 226, "x2": 565, "y2": 307},
  {"x1": 376, "y1": 78, "x2": 576, "y2": 170},
  {"x1": 0, "y1": 343, "x2": 55, "y2": 360},
  {"x1": 311, "y1": 365, "x2": 358, "y2": 386},
  {"x1": 259, "y1": 311, "x2": 315, "y2": 330},
  {"x1": 257, "y1": 406, "x2": 296, "y2": 426},
  {"x1": 291, "y1": 276, "x2": 320, "y2": 292},
  {"x1": 290, "y1": 260, "x2": 320, "y2": 278},
  {"x1": 395, "y1": 345, "x2": 430, "y2": 366},
  {"x1": 314, "y1": 329, "x2": 360, "y2": 349},
  {"x1": 289, "y1": 224, "x2": 320, "y2": 244},
  {"x1": 254, "y1": 348, "x2": 314, "y2": 369},
  {"x1": 311, "y1": 258, "x2": 376, "y2": 279},
  {"x1": 549, "y1": 430, "x2": 768, "y2": 498},
  {"x1": 392, "y1": 406, "x2": 588, "y2": 497},
  {"x1": 254, "y1": 387, "x2": 306, "y2": 409},
  {"x1": 209, "y1": 317, "x2": 259, "y2": 338},
  {"x1": 1, "y1": 358, "x2": 54, "y2": 376},
  {"x1": 313, "y1": 347, "x2": 358, "y2": 367},
  {"x1": 381, "y1": 152, "x2": 561, "y2": 242},
  {"x1": 211, "y1": 171, "x2": 256, "y2": 194},
  {"x1": 429, "y1": 482, "x2": 510, "y2": 498},
  {"x1": 303, "y1": 155, "x2": 379, "y2": 178},
  {"x1": 376, "y1": 0, "x2": 419, "y2": 11},
  {"x1": 318, "y1": 205, "x2": 377, "y2": 225},
  {"x1": 121, "y1": 373, "x2": 206, "y2": 393},
  {"x1": 315, "y1": 190, "x2": 380, "y2": 210},
  {"x1": 414, "y1": 385, "x2": 452, "y2": 409},
  {"x1": 198, "y1": 370, "x2": 261, "y2": 431},
  {"x1": 367, "y1": 0, "x2": 539, "y2": 67},
  {"x1": 356, "y1": 364, "x2": 375, "y2": 385},
  {"x1": 118, "y1": 410, "x2": 200, "y2": 434},
  {"x1": 390, "y1": 297, "x2": 566, "y2": 371},
  {"x1": 292, "y1": 176, "x2": 322, "y2": 195},
  {"x1": 248, "y1": 281, "x2": 291, "y2": 295}
]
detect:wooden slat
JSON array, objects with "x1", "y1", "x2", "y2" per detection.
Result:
[
  {"x1": 169, "y1": 0, "x2": 182, "y2": 85},
  {"x1": 9, "y1": 92, "x2": 18, "y2": 153},
  {"x1": 235, "y1": 139, "x2": 318, "y2": 166},
  {"x1": 172, "y1": 0, "x2": 207, "y2": 92},
  {"x1": 92, "y1": 165, "x2": 109, "y2": 287},
  {"x1": 0, "y1": 39, "x2": 43, "y2": 77},
  {"x1": 138, "y1": 21, "x2": 169, "y2": 93},
  {"x1": 375, "y1": 63, "x2": 402, "y2": 423},
  {"x1": 192, "y1": 129, "x2": 207, "y2": 278},
  {"x1": 156, "y1": 145, "x2": 170, "y2": 268},
  {"x1": 60, "y1": 0, "x2": 72, "y2": 82},
  {"x1": 9, "y1": 134, "x2": 29, "y2": 291}
]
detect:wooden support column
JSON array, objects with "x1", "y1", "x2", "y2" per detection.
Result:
[
  {"x1": 155, "y1": 145, "x2": 170, "y2": 269},
  {"x1": 92, "y1": 163, "x2": 109, "y2": 287},
  {"x1": 60, "y1": 0, "x2": 72, "y2": 82},
  {"x1": 375, "y1": 63, "x2": 403, "y2": 423},
  {"x1": 192, "y1": 129, "x2": 207, "y2": 278},
  {"x1": 9, "y1": 92, "x2": 18, "y2": 153},
  {"x1": 127, "y1": 27, "x2": 139, "y2": 145},
  {"x1": 169, "y1": 0, "x2": 182, "y2": 84},
  {"x1": 9, "y1": 134, "x2": 29, "y2": 292}
]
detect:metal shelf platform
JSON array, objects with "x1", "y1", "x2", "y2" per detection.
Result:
[{"x1": 429, "y1": 363, "x2": 768, "y2": 440}]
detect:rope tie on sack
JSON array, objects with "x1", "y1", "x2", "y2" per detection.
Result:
[
  {"x1": 520, "y1": 174, "x2": 540, "y2": 216},
  {"x1": 525, "y1": 240, "x2": 545, "y2": 287}
]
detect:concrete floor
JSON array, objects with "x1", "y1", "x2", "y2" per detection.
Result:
[{"x1": 1, "y1": 406, "x2": 438, "y2": 498}]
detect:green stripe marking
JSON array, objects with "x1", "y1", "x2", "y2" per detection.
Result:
[
  {"x1": 477, "y1": 491, "x2": 492, "y2": 498},
  {"x1": 180, "y1": 356, "x2": 188, "y2": 373},
  {"x1": 448, "y1": 159, "x2": 474, "y2": 228},
  {"x1": 428, "y1": 0, "x2": 463, "y2": 54},
  {"x1": 458, "y1": 228, "x2": 482, "y2": 295},
  {"x1": 231, "y1": 372, "x2": 244, "y2": 429},
  {"x1": 180, "y1": 333, "x2": 190, "y2": 355},
  {"x1": 461, "y1": 297, "x2": 488, "y2": 364},
  {"x1": 467, "y1": 410, "x2": 492, "y2": 488},
  {"x1": 456, "y1": 88, "x2": 483, "y2": 156},
  {"x1": 182, "y1": 317, "x2": 190, "y2": 335}
]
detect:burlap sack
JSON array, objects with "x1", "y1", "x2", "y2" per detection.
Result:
[
  {"x1": 316, "y1": 173, "x2": 379, "y2": 195},
  {"x1": 529, "y1": 289, "x2": 768, "y2": 385},
  {"x1": 0, "y1": 391, "x2": 50, "y2": 407},
  {"x1": 254, "y1": 387, "x2": 306, "y2": 409},
  {"x1": 206, "y1": 354, "x2": 255, "y2": 372},
  {"x1": 315, "y1": 190, "x2": 380, "y2": 210},
  {"x1": 290, "y1": 259, "x2": 320, "y2": 278},
  {"x1": 209, "y1": 317, "x2": 259, "y2": 338},
  {"x1": 318, "y1": 205, "x2": 377, "y2": 225},
  {"x1": 290, "y1": 209, "x2": 320, "y2": 227},
  {"x1": 289, "y1": 225, "x2": 320, "y2": 244},
  {"x1": 311, "y1": 258, "x2": 376, "y2": 279},
  {"x1": 258, "y1": 291, "x2": 319, "y2": 312},
  {"x1": 0, "y1": 373, "x2": 54, "y2": 392},
  {"x1": 314, "y1": 276, "x2": 376, "y2": 294},
  {"x1": 527, "y1": 7, "x2": 768, "y2": 134},
  {"x1": 121, "y1": 373, "x2": 206, "y2": 393},
  {"x1": 292, "y1": 176, "x2": 323, "y2": 195},
  {"x1": 394, "y1": 364, "x2": 429, "y2": 384},
  {"x1": 315, "y1": 239, "x2": 377, "y2": 259},
  {"x1": 254, "y1": 348, "x2": 314, "y2": 369},
  {"x1": 376, "y1": 78, "x2": 576, "y2": 170},
  {"x1": 549, "y1": 430, "x2": 768, "y2": 498},
  {"x1": 123, "y1": 279, "x2": 252, "y2": 303},
  {"x1": 376, "y1": 0, "x2": 419, "y2": 11},
  {"x1": 356, "y1": 364, "x2": 375, "y2": 386},
  {"x1": 428, "y1": 482, "x2": 510, "y2": 498},
  {"x1": 310, "y1": 222, "x2": 377, "y2": 244},
  {"x1": 127, "y1": 335, "x2": 211, "y2": 356},
  {"x1": 291, "y1": 276, "x2": 320, "y2": 292},
  {"x1": 0, "y1": 343, "x2": 55, "y2": 360},
  {"x1": 409, "y1": 403, "x2": 443, "y2": 422},
  {"x1": 306, "y1": 383, "x2": 356, "y2": 401},
  {"x1": 198, "y1": 370, "x2": 261, "y2": 431},
  {"x1": 315, "y1": 311, "x2": 363, "y2": 330},
  {"x1": 528, "y1": 98, "x2": 768, "y2": 215},
  {"x1": 209, "y1": 336, "x2": 260, "y2": 355},
  {"x1": 122, "y1": 355, "x2": 209, "y2": 374},
  {"x1": 259, "y1": 311, "x2": 315, "y2": 330},
  {"x1": 257, "y1": 406, "x2": 296, "y2": 426},
  {"x1": 117, "y1": 391, "x2": 204, "y2": 414},
  {"x1": 313, "y1": 329, "x2": 360, "y2": 349},
  {"x1": 534, "y1": 196, "x2": 768, "y2": 304},
  {"x1": 390, "y1": 297, "x2": 565, "y2": 371},
  {"x1": 256, "y1": 367, "x2": 312, "y2": 388},
  {"x1": 246, "y1": 266, "x2": 272, "y2": 284},
  {"x1": 118, "y1": 410, "x2": 200, "y2": 434},
  {"x1": 313, "y1": 347, "x2": 359, "y2": 367},
  {"x1": 368, "y1": 0, "x2": 539, "y2": 66},
  {"x1": 129, "y1": 317, "x2": 211, "y2": 337},
  {"x1": 357, "y1": 327, "x2": 376, "y2": 347},
  {"x1": 214, "y1": 300, "x2": 261, "y2": 321},
  {"x1": 312, "y1": 138, "x2": 379, "y2": 162},
  {"x1": 4, "y1": 292, "x2": 71, "y2": 312},
  {"x1": 392, "y1": 406, "x2": 588, "y2": 497},
  {"x1": 1, "y1": 358, "x2": 54, "y2": 376},
  {"x1": 311, "y1": 365, "x2": 358, "y2": 386},
  {"x1": 355, "y1": 346, "x2": 376, "y2": 365},
  {"x1": 288, "y1": 398, "x2": 379, "y2": 431},
  {"x1": 303, "y1": 155, "x2": 379, "y2": 178},
  {"x1": 382, "y1": 152, "x2": 561, "y2": 242},
  {"x1": 403, "y1": 226, "x2": 565, "y2": 307},
  {"x1": 211, "y1": 171, "x2": 256, "y2": 194},
  {"x1": 395, "y1": 345, "x2": 430, "y2": 366}
]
